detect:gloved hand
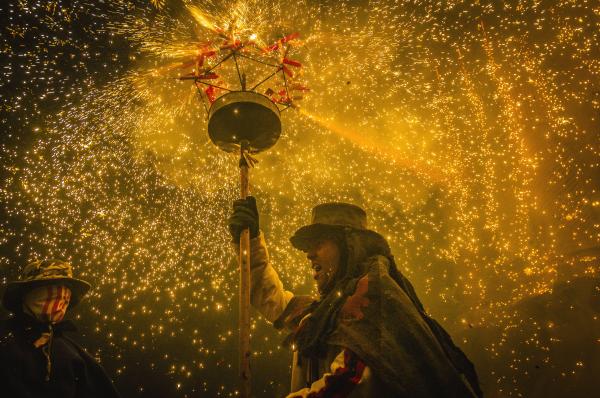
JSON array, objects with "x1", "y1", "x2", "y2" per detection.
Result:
[{"x1": 228, "y1": 196, "x2": 260, "y2": 243}]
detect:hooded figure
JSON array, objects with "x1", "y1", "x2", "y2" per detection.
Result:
[
  {"x1": 229, "y1": 198, "x2": 482, "y2": 398},
  {"x1": 0, "y1": 259, "x2": 121, "y2": 398}
]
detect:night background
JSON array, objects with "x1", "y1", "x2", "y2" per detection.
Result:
[{"x1": 0, "y1": 0, "x2": 598, "y2": 397}]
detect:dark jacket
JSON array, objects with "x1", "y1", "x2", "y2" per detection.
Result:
[{"x1": 0, "y1": 315, "x2": 121, "y2": 398}]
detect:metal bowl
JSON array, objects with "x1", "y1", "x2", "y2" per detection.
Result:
[{"x1": 208, "y1": 91, "x2": 281, "y2": 153}]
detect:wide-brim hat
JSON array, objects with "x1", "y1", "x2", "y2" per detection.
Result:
[
  {"x1": 2, "y1": 259, "x2": 91, "y2": 313},
  {"x1": 290, "y1": 202, "x2": 385, "y2": 251}
]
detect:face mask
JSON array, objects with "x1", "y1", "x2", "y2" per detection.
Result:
[{"x1": 23, "y1": 285, "x2": 71, "y2": 323}]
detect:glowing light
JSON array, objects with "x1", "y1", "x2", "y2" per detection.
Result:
[{"x1": 0, "y1": 0, "x2": 597, "y2": 396}]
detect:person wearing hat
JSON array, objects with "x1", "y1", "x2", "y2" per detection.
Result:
[
  {"x1": 0, "y1": 259, "x2": 121, "y2": 398},
  {"x1": 229, "y1": 198, "x2": 482, "y2": 397}
]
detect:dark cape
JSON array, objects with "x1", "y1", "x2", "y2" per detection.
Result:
[
  {"x1": 0, "y1": 315, "x2": 121, "y2": 398},
  {"x1": 280, "y1": 229, "x2": 482, "y2": 397}
]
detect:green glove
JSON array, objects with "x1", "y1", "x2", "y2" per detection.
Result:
[{"x1": 228, "y1": 196, "x2": 260, "y2": 242}]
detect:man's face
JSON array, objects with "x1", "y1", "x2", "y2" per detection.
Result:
[{"x1": 306, "y1": 238, "x2": 341, "y2": 295}]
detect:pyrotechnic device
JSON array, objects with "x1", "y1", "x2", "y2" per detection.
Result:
[{"x1": 178, "y1": 26, "x2": 307, "y2": 398}]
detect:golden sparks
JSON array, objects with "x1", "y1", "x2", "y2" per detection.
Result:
[{"x1": 0, "y1": 0, "x2": 598, "y2": 396}]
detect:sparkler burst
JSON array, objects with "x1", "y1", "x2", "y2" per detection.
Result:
[{"x1": 1, "y1": 0, "x2": 598, "y2": 397}]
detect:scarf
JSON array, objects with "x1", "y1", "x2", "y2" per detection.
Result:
[
  {"x1": 22, "y1": 284, "x2": 72, "y2": 381},
  {"x1": 23, "y1": 284, "x2": 71, "y2": 325},
  {"x1": 292, "y1": 276, "x2": 360, "y2": 359}
]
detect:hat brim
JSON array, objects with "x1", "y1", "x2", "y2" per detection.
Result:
[
  {"x1": 291, "y1": 223, "x2": 383, "y2": 249},
  {"x1": 290, "y1": 223, "x2": 346, "y2": 251},
  {"x1": 2, "y1": 277, "x2": 91, "y2": 314},
  {"x1": 290, "y1": 222, "x2": 391, "y2": 252}
]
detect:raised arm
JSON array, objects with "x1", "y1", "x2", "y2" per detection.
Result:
[
  {"x1": 228, "y1": 196, "x2": 294, "y2": 323},
  {"x1": 248, "y1": 232, "x2": 293, "y2": 322}
]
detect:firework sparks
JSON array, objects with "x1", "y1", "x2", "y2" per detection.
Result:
[{"x1": 1, "y1": 0, "x2": 598, "y2": 396}]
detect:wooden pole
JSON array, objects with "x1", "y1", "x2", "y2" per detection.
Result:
[{"x1": 239, "y1": 142, "x2": 251, "y2": 398}]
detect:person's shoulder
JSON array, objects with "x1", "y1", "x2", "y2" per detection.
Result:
[
  {"x1": 360, "y1": 255, "x2": 410, "y2": 298},
  {"x1": 59, "y1": 334, "x2": 122, "y2": 397},
  {"x1": 0, "y1": 318, "x2": 12, "y2": 329},
  {"x1": 364, "y1": 254, "x2": 392, "y2": 275},
  {"x1": 60, "y1": 333, "x2": 87, "y2": 353},
  {"x1": 0, "y1": 318, "x2": 18, "y2": 347},
  {"x1": 0, "y1": 316, "x2": 18, "y2": 331}
]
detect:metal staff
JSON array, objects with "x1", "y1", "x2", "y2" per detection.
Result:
[
  {"x1": 208, "y1": 91, "x2": 281, "y2": 397},
  {"x1": 238, "y1": 140, "x2": 251, "y2": 396}
]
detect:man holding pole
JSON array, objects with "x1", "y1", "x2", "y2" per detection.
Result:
[{"x1": 229, "y1": 198, "x2": 482, "y2": 397}]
